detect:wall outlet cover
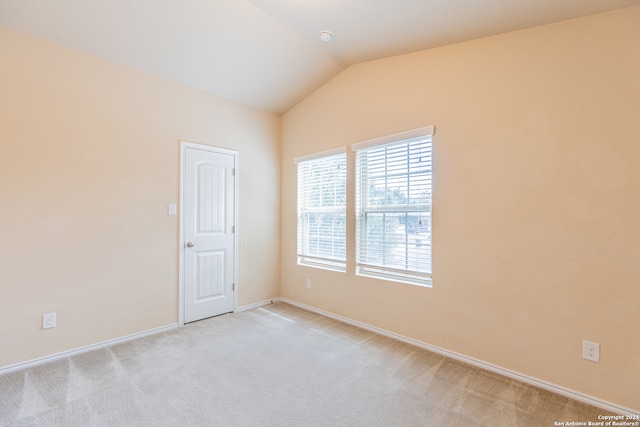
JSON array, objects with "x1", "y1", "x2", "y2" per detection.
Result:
[
  {"x1": 583, "y1": 340, "x2": 600, "y2": 363},
  {"x1": 43, "y1": 312, "x2": 56, "y2": 329}
]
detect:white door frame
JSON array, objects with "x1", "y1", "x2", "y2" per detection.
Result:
[{"x1": 179, "y1": 141, "x2": 239, "y2": 326}]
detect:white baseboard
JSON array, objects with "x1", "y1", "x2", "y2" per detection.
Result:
[
  {"x1": 237, "y1": 297, "x2": 281, "y2": 312},
  {"x1": 0, "y1": 323, "x2": 179, "y2": 376},
  {"x1": 279, "y1": 298, "x2": 639, "y2": 416}
]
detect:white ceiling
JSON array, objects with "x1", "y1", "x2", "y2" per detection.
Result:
[{"x1": 1, "y1": 0, "x2": 639, "y2": 114}]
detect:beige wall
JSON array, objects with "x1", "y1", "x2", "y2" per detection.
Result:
[
  {"x1": 0, "y1": 27, "x2": 280, "y2": 367},
  {"x1": 281, "y1": 7, "x2": 640, "y2": 410}
]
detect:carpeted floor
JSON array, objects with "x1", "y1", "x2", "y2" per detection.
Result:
[{"x1": 0, "y1": 302, "x2": 609, "y2": 426}]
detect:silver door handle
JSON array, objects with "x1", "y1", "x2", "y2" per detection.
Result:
[{"x1": 186, "y1": 242, "x2": 195, "y2": 248}]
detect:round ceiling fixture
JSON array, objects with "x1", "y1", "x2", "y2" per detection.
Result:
[{"x1": 319, "y1": 30, "x2": 333, "y2": 42}]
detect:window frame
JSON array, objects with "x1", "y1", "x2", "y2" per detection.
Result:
[
  {"x1": 352, "y1": 126, "x2": 434, "y2": 287},
  {"x1": 294, "y1": 147, "x2": 347, "y2": 272}
]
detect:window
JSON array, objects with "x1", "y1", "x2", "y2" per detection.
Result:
[
  {"x1": 352, "y1": 126, "x2": 433, "y2": 286},
  {"x1": 294, "y1": 148, "x2": 347, "y2": 271}
]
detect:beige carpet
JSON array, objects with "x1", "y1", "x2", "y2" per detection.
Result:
[{"x1": 0, "y1": 302, "x2": 608, "y2": 426}]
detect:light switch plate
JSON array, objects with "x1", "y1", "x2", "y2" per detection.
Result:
[{"x1": 168, "y1": 203, "x2": 177, "y2": 215}]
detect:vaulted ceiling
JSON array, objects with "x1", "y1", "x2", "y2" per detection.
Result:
[{"x1": 1, "y1": 0, "x2": 639, "y2": 114}]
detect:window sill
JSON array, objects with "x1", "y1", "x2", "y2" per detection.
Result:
[
  {"x1": 356, "y1": 266, "x2": 432, "y2": 287},
  {"x1": 298, "y1": 257, "x2": 346, "y2": 273}
]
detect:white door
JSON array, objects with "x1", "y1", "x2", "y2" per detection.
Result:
[{"x1": 182, "y1": 143, "x2": 236, "y2": 323}]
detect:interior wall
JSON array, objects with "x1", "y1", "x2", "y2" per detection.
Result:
[
  {"x1": 0, "y1": 27, "x2": 281, "y2": 367},
  {"x1": 281, "y1": 7, "x2": 640, "y2": 410}
]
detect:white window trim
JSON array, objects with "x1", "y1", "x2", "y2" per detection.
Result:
[
  {"x1": 350, "y1": 125, "x2": 434, "y2": 152},
  {"x1": 294, "y1": 147, "x2": 347, "y2": 164},
  {"x1": 352, "y1": 126, "x2": 434, "y2": 287},
  {"x1": 295, "y1": 147, "x2": 347, "y2": 272}
]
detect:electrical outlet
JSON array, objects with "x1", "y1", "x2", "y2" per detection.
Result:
[
  {"x1": 43, "y1": 312, "x2": 56, "y2": 329},
  {"x1": 306, "y1": 279, "x2": 312, "y2": 289},
  {"x1": 583, "y1": 340, "x2": 600, "y2": 363}
]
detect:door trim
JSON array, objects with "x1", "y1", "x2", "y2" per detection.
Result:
[{"x1": 179, "y1": 141, "x2": 239, "y2": 326}]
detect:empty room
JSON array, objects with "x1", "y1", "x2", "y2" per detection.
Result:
[{"x1": 1, "y1": 0, "x2": 639, "y2": 425}]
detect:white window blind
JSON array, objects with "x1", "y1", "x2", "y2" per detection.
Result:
[
  {"x1": 353, "y1": 127, "x2": 433, "y2": 286},
  {"x1": 295, "y1": 148, "x2": 347, "y2": 271}
]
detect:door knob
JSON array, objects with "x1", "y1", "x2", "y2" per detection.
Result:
[{"x1": 187, "y1": 242, "x2": 195, "y2": 247}]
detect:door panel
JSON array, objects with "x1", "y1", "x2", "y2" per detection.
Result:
[
  {"x1": 196, "y1": 251, "x2": 225, "y2": 300},
  {"x1": 197, "y1": 163, "x2": 226, "y2": 234},
  {"x1": 183, "y1": 145, "x2": 236, "y2": 323}
]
